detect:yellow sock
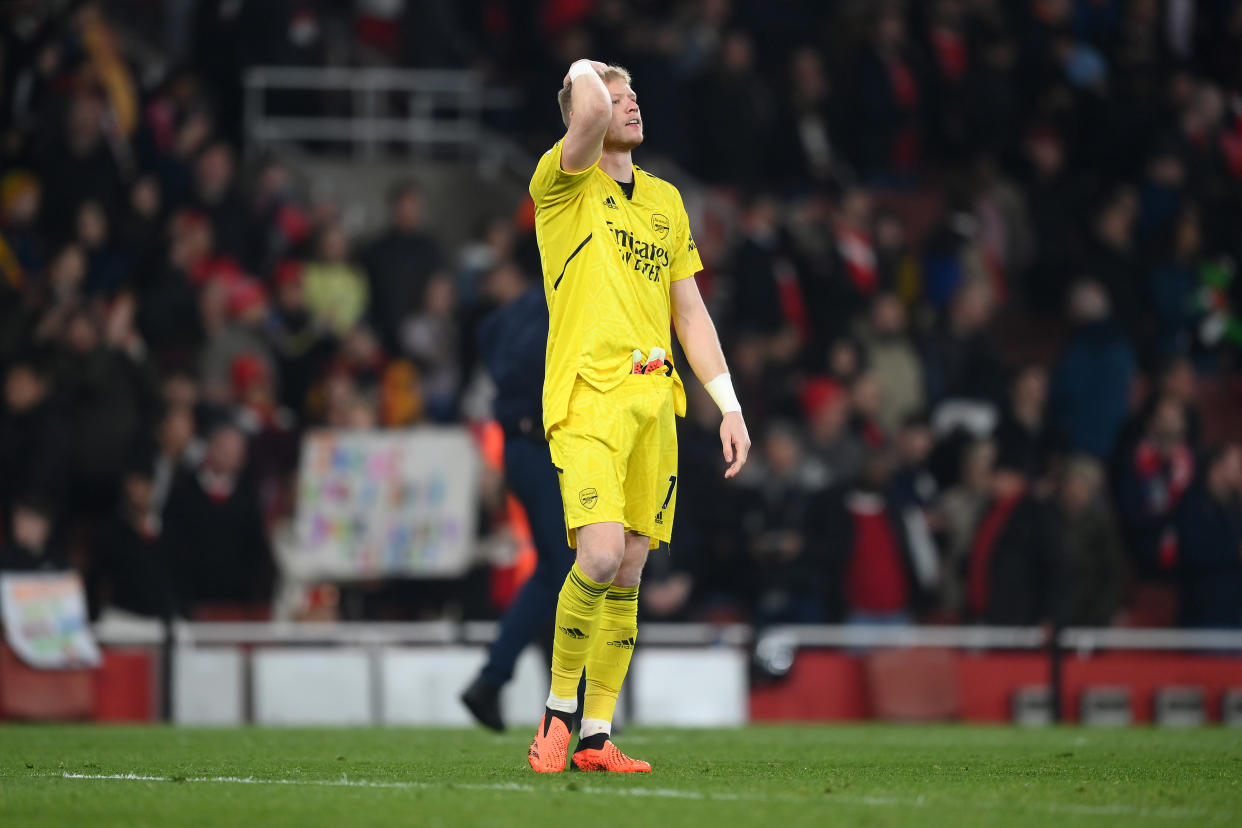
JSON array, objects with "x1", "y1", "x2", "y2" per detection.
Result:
[
  {"x1": 549, "y1": 562, "x2": 612, "y2": 702},
  {"x1": 582, "y1": 584, "x2": 639, "y2": 723}
]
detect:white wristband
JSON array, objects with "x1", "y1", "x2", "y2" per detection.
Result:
[
  {"x1": 704, "y1": 372, "x2": 742, "y2": 415},
  {"x1": 568, "y1": 60, "x2": 596, "y2": 83}
]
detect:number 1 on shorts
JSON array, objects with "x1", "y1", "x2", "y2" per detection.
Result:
[{"x1": 661, "y1": 475, "x2": 678, "y2": 509}]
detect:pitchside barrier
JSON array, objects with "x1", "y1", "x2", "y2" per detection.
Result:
[
  {"x1": 1, "y1": 621, "x2": 1239, "y2": 726},
  {"x1": 2, "y1": 618, "x2": 1242, "y2": 729}
]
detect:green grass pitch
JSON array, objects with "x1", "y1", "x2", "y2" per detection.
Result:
[{"x1": 1, "y1": 725, "x2": 1239, "y2": 826}]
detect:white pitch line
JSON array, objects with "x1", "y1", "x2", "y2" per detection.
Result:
[{"x1": 27, "y1": 772, "x2": 1211, "y2": 820}]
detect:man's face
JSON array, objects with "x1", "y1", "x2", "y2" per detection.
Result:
[
  {"x1": 207, "y1": 427, "x2": 247, "y2": 476},
  {"x1": 602, "y1": 80, "x2": 643, "y2": 152}
]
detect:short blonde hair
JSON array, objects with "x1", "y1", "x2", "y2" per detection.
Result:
[{"x1": 557, "y1": 65, "x2": 632, "y2": 128}]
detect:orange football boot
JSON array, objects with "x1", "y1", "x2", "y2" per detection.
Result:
[
  {"x1": 528, "y1": 712, "x2": 572, "y2": 773},
  {"x1": 570, "y1": 739, "x2": 651, "y2": 773}
]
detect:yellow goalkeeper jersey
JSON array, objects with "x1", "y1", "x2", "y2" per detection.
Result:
[{"x1": 530, "y1": 140, "x2": 703, "y2": 436}]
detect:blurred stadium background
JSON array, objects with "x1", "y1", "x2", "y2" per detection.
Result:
[{"x1": 0, "y1": 0, "x2": 1241, "y2": 734}]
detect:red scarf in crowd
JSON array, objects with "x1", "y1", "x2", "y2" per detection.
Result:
[
  {"x1": 1134, "y1": 441, "x2": 1195, "y2": 568},
  {"x1": 967, "y1": 492, "x2": 1023, "y2": 618},
  {"x1": 835, "y1": 224, "x2": 878, "y2": 294},
  {"x1": 845, "y1": 492, "x2": 908, "y2": 613}
]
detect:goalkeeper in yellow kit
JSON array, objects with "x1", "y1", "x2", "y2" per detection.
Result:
[{"x1": 527, "y1": 58, "x2": 751, "y2": 773}]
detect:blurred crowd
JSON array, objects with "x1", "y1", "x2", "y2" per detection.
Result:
[{"x1": 1, "y1": 0, "x2": 1241, "y2": 629}]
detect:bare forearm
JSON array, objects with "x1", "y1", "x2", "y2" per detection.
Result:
[
  {"x1": 560, "y1": 60, "x2": 610, "y2": 171},
  {"x1": 570, "y1": 67, "x2": 610, "y2": 125},
  {"x1": 674, "y1": 305, "x2": 728, "y2": 385}
]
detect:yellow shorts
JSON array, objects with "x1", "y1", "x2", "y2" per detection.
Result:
[{"x1": 549, "y1": 374, "x2": 679, "y2": 549}]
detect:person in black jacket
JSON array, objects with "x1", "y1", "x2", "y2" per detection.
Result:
[
  {"x1": 964, "y1": 449, "x2": 1070, "y2": 625},
  {"x1": 0, "y1": 356, "x2": 69, "y2": 521},
  {"x1": 1174, "y1": 445, "x2": 1242, "y2": 629},
  {"x1": 360, "y1": 182, "x2": 445, "y2": 354},
  {"x1": 741, "y1": 422, "x2": 826, "y2": 626},
  {"x1": 160, "y1": 420, "x2": 273, "y2": 616},
  {"x1": 87, "y1": 465, "x2": 174, "y2": 620}
]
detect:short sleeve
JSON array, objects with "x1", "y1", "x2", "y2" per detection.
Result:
[
  {"x1": 668, "y1": 192, "x2": 703, "y2": 282},
  {"x1": 529, "y1": 141, "x2": 598, "y2": 207}
]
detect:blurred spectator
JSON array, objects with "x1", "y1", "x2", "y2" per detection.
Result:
[
  {"x1": 88, "y1": 466, "x2": 172, "y2": 620},
  {"x1": 1174, "y1": 444, "x2": 1242, "y2": 628},
  {"x1": 923, "y1": 278, "x2": 1005, "y2": 404},
  {"x1": 968, "y1": 155, "x2": 1034, "y2": 302},
  {"x1": 690, "y1": 30, "x2": 774, "y2": 188},
  {"x1": 1084, "y1": 189, "x2": 1144, "y2": 344},
  {"x1": 1137, "y1": 145, "x2": 1188, "y2": 248},
  {"x1": 962, "y1": 22, "x2": 1019, "y2": 160},
  {"x1": 1050, "y1": 280, "x2": 1136, "y2": 459},
  {"x1": 832, "y1": 186, "x2": 880, "y2": 325},
  {"x1": 1149, "y1": 206, "x2": 1206, "y2": 360},
  {"x1": 232, "y1": 352, "x2": 299, "y2": 520},
  {"x1": 362, "y1": 182, "x2": 445, "y2": 353},
  {"x1": 117, "y1": 175, "x2": 164, "y2": 288},
  {"x1": 826, "y1": 336, "x2": 864, "y2": 385},
  {"x1": 265, "y1": 260, "x2": 336, "y2": 415},
  {"x1": 872, "y1": 206, "x2": 920, "y2": 301},
  {"x1": 0, "y1": 170, "x2": 45, "y2": 293},
  {"x1": 922, "y1": 0, "x2": 970, "y2": 159},
  {"x1": 934, "y1": 438, "x2": 996, "y2": 618},
  {"x1": 150, "y1": 401, "x2": 204, "y2": 518},
  {"x1": 304, "y1": 222, "x2": 369, "y2": 337},
  {"x1": 858, "y1": 292, "x2": 924, "y2": 434},
  {"x1": 75, "y1": 199, "x2": 131, "y2": 297},
  {"x1": 965, "y1": 449, "x2": 1068, "y2": 625},
  {"x1": 889, "y1": 413, "x2": 941, "y2": 599},
  {"x1": 137, "y1": 210, "x2": 211, "y2": 366},
  {"x1": 456, "y1": 216, "x2": 516, "y2": 313},
  {"x1": 0, "y1": 356, "x2": 69, "y2": 518},
  {"x1": 190, "y1": 141, "x2": 247, "y2": 260},
  {"x1": 851, "y1": 4, "x2": 925, "y2": 182},
  {"x1": 1113, "y1": 356, "x2": 1202, "y2": 471},
  {"x1": 803, "y1": 377, "x2": 864, "y2": 488},
  {"x1": 244, "y1": 159, "x2": 309, "y2": 274},
  {"x1": 848, "y1": 371, "x2": 887, "y2": 448},
  {"x1": 740, "y1": 423, "x2": 824, "y2": 626},
  {"x1": 379, "y1": 360, "x2": 425, "y2": 428},
  {"x1": 56, "y1": 298, "x2": 159, "y2": 520},
  {"x1": 994, "y1": 363, "x2": 1065, "y2": 483},
  {"x1": 727, "y1": 195, "x2": 790, "y2": 338},
  {"x1": 815, "y1": 449, "x2": 926, "y2": 623},
  {"x1": 161, "y1": 422, "x2": 273, "y2": 616},
  {"x1": 773, "y1": 47, "x2": 844, "y2": 188},
  {"x1": 1019, "y1": 125, "x2": 1081, "y2": 313},
  {"x1": 1115, "y1": 395, "x2": 1195, "y2": 578},
  {"x1": 0, "y1": 495, "x2": 66, "y2": 571},
  {"x1": 400, "y1": 276, "x2": 462, "y2": 423},
  {"x1": 199, "y1": 279, "x2": 276, "y2": 405},
  {"x1": 1059, "y1": 455, "x2": 1125, "y2": 626},
  {"x1": 37, "y1": 95, "x2": 124, "y2": 238}
]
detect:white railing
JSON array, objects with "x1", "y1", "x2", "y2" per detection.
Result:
[
  {"x1": 243, "y1": 66, "x2": 524, "y2": 164},
  {"x1": 91, "y1": 619, "x2": 1242, "y2": 652}
]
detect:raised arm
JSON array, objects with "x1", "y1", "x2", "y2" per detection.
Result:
[
  {"x1": 671, "y1": 277, "x2": 751, "y2": 478},
  {"x1": 560, "y1": 59, "x2": 612, "y2": 173}
]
